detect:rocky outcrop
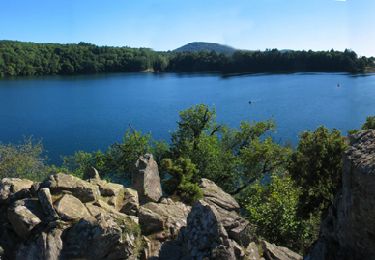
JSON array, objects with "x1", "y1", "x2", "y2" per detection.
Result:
[
  {"x1": 0, "y1": 154, "x2": 302, "y2": 260},
  {"x1": 307, "y1": 130, "x2": 375, "y2": 259},
  {"x1": 261, "y1": 240, "x2": 302, "y2": 260},
  {"x1": 0, "y1": 172, "x2": 142, "y2": 260},
  {"x1": 132, "y1": 154, "x2": 162, "y2": 204}
]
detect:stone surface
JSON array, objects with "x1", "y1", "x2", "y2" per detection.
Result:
[
  {"x1": 200, "y1": 178, "x2": 240, "y2": 210},
  {"x1": 180, "y1": 200, "x2": 237, "y2": 259},
  {"x1": 261, "y1": 240, "x2": 302, "y2": 260},
  {"x1": 43, "y1": 173, "x2": 100, "y2": 203},
  {"x1": 200, "y1": 178, "x2": 254, "y2": 246},
  {"x1": 61, "y1": 214, "x2": 141, "y2": 260},
  {"x1": 120, "y1": 188, "x2": 139, "y2": 216},
  {"x1": 38, "y1": 188, "x2": 59, "y2": 220},
  {"x1": 7, "y1": 198, "x2": 44, "y2": 239},
  {"x1": 0, "y1": 178, "x2": 33, "y2": 203},
  {"x1": 54, "y1": 194, "x2": 91, "y2": 220},
  {"x1": 139, "y1": 198, "x2": 190, "y2": 238},
  {"x1": 90, "y1": 179, "x2": 125, "y2": 210},
  {"x1": 132, "y1": 154, "x2": 162, "y2": 203},
  {"x1": 245, "y1": 242, "x2": 263, "y2": 260},
  {"x1": 307, "y1": 130, "x2": 375, "y2": 259},
  {"x1": 15, "y1": 228, "x2": 63, "y2": 260}
]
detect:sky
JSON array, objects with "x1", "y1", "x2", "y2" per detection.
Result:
[{"x1": 0, "y1": 0, "x2": 374, "y2": 56}]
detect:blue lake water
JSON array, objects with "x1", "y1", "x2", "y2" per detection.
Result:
[{"x1": 0, "y1": 72, "x2": 375, "y2": 164}]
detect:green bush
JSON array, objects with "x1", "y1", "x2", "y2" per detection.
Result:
[
  {"x1": 161, "y1": 158, "x2": 202, "y2": 204},
  {"x1": 0, "y1": 138, "x2": 51, "y2": 181}
]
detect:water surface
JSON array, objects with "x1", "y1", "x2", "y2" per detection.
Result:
[{"x1": 0, "y1": 72, "x2": 374, "y2": 163}]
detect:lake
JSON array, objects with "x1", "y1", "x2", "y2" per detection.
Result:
[{"x1": 0, "y1": 72, "x2": 375, "y2": 164}]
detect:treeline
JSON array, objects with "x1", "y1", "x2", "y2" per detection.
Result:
[{"x1": 0, "y1": 40, "x2": 373, "y2": 77}]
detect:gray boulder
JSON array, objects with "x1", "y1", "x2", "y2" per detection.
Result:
[
  {"x1": 0, "y1": 178, "x2": 33, "y2": 203},
  {"x1": 54, "y1": 194, "x2": 91, "y2": 221},
  {"x1": 261, "y1": 240, "x2": 302, "y2": 260},
  {"x1": 38, "y1": 188, "x2": 58, "y2": 220},
  {"x1": 7, "y1": 198, "x2": 44, "y2": 239},
  {"x1": 200, "y1": 178, "x2": 255, "y2": 246},
  {"x1": 43, "y1": 173, "x2": 100, "y2": 203},
  {"x1": 120, "y1": 188, "x2": 139, "y2": 216},
  {"x1": 132, "y1": 154, "x2": 162, "y2": 204}
]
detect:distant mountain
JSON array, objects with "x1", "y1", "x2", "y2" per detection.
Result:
[{"x1": 173, "y1": 42, "x2": 236, "y2": 54}]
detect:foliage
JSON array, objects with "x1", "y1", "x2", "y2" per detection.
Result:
[
  {"x1": 0, "y1": 138, "x2": 51, "y2": 181},
  {"x1": 244, "y1": 173, "x2": 318, "y2": 253},
  {"x1": 62, "y1": 150, "x2": 107, "y2": 179},
  {"x1": 105, "y1": 129, "x2": 152, "y2": 177},
  {"x1": 362, "y1": 116, "x2": 375, "y2": 130},
  {"x1": 288, "y1": 127, "x2": 347, "y2": 218},
  {"x1": 161, "y1": 157, "x2": 202, "y2": 204},
  {"x1": 0, "y1": 41, "x2": 372, "y2": 77}
]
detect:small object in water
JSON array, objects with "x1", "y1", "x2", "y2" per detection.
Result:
[
  {"x1": 337, "y1": 83, "x2": 340, "y2": 87},
  {"x1": 248, "y1": 101, "x2": 252, "y2": 104}
]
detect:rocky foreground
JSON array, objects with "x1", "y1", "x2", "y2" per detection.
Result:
[
  {"x1": 0, "y1": 154, "x2": 301, "y2": 260},
  {"x1": 1, "y1": 130, "x2": 375, "y2": 259}
]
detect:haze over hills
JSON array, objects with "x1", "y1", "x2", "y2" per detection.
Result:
[{"x1": 173, "y1": 42, "x2": 236, "y2": 54}]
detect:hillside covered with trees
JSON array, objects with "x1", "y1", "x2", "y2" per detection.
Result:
[{"x1": 0, "y1": 41, "x2": 373, "y2": 77}]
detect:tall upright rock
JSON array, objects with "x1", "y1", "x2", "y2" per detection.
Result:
[
  {"x1": 308, "y1": 130, "x2": 375, "y2": 259},
  {"x1": 132, "y1": 154, "x2": 162, "y2": 204}
]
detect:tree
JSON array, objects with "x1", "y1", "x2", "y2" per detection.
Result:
[
  {"x1": 362, "y1": 116, "x2": 375, "y2": 130},
  {"x1": 0, "y1": 138, "x2": 51, "y2": 181},
  {"x1": 160, "y1": 157, "x2": 202, "y2": 204},
  {"x1": 288, "y1": 126, "x2": 347, "y2": 218}
]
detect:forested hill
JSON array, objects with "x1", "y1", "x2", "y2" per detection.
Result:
[
  {"x1": 0, "y1": 40, "x2": 373, "y2": 77},
  {"x1": 173, "y1": 42, "x2": 236, "y2": 54}
]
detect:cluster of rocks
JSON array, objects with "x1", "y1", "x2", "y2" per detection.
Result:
[
  {"x1": 307, "y1": 130, "x2": 375, "y2": 259},
  {"x1": 0, "y1": 153, "x2": 302, "y2": 260}
]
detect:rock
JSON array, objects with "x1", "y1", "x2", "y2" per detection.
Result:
[
  {"x1": 307, "y1": 130, "x2": 375, "y2": 259},
  {"x1": 120, "y1": 188, "x2": 139, "y2": 216},
  {"x1": 15, "y1": 228, "x2": 63, "y2": 260},
  {"x1": 90, "y1": 179, "x2": 125, "y2": 210},
  {"x1": 261, "y1": 240, "x2": 302, "y2": 260},
  {"x1": 200, "y1": 178, "x2": 255, "y2": 246},
  {"x1": 245, "y1": 242, "x2": 263, "y2": 260},
  {"x1": 61, "y1": 214, "x2": 141, "y2": 259},
  {"x1": 85, "y1": 203, "x2": 107, "y2": 217},
  {"x1": 7, "y1": 198, "x2": 44, "y2": 239},
  {"x1": 54, "y1": 194, "x2": 91, "y2": 220},
  {"x1": 179, "y1": 201, "x2": 237, "y2": 260},
  {"x1": 0, "y1": 178, "x2": 33, "y2": 203},
  {"x1": 83, "y1": 166, "x2": 101, "y2": 180},
  {"x1": 38, "y1": 188, "x2": 58, "y2": 220},
  {"x1": 200, "y1": 178, "x2": 240, "y2": 211},
  {"x1": 43, "y1": 173, "x2": 100, "y2": 203},
  {"x1": 139, "y1": 199, "x2": 190, "y2": 237},
  {"x1": 132, "y1": 154, "x2": 162, "y2": 204}
]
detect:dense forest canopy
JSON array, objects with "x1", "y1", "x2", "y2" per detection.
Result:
[{"x1": 0, "y1": 41, "x2": 373, "y2": 77}]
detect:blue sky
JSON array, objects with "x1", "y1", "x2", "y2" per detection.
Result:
[{"x1": 0, "y1": 0, "x2": 374, "y2": 56}]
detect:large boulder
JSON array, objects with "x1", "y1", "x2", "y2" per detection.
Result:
[
  {"x1": 200, "y1": 178, "x2": 255, "y2": 246},
  {"x1": 15, "y1": 228, "x2": 63, "y2": 260},
  {"x1": 307, "y1": 130, "x2": 375, "y2": 259},
  {"x1": 132, "y1": 154, "x2": 162, "y2": 204},
  {"x1": 54, "y1": 194, "x2": 91, "y2": 221},
  {"x1": 43, "y1": 173, "x2": 100, "y2": 203},
  {"x1": 177, "y1": 201, "x2": 238, "y2": 260},
  {"x1": 38, "y1": 188, "x2": 59, "y2": 220},
  {"x1": 120, "y1": 188, "x2": 139, "y2": 216},
  {"x1": 0, "y1": 178, "x2": 33, "y2": 204},
  {"x1": 139, "y1": 198, "x2": 190, "y2": 236},
  {"x1": 261, "y1": 240, "x2": 302, "y2": 260},
  {"x1": 7, "y1": 198, "x2": 44, "y2": 239},
  {"x1": 61, "y1": 214, "x2": 141, "y2": 259}
]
